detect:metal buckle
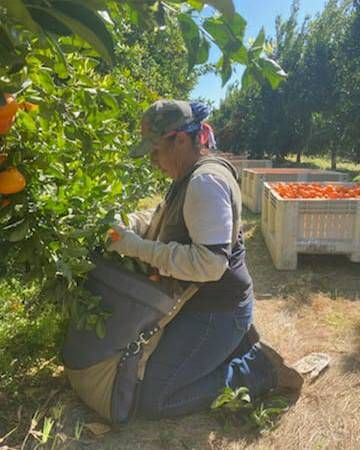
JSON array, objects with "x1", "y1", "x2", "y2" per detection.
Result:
[
  {"x1": 138, "y1": 332, "x2": 151, "y2": 345},
  {"x1": 128, "y1": 341, "x2": 141, "y2": 354},
  {"x1": 127, "y1": 332, "x2": 151, "y2": 355}
]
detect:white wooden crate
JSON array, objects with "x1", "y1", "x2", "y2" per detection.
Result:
[
  {"x1": 261, "y1": 182, "x2": 360, "y2": 270},
  {"x1": 242, "y1": 168, "x2": 349, "y2": 213}
]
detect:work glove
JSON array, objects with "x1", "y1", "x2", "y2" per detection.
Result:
[{"x1": 106, "y1": 224, "x2": 143, "y2": 258}]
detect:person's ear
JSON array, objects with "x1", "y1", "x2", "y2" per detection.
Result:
[{"x1": 175, "y1": 131, "x2": 189, "y2": 146}]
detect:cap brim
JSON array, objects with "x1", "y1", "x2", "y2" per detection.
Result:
[{"x1": 129, "y1": 138, "x2": 152, "y2": 158}]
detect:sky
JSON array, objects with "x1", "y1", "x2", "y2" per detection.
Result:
[{"x1": 191, "y1": 0, "x2": 328, "y2": 107}]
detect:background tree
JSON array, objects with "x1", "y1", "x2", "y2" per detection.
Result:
[{"x1": 212, "y1": 0, "x2": 359, "y2": 169}]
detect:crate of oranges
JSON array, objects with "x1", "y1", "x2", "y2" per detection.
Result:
[
  {"x1": 241, "y1": 168, "x2": 348, "y2": 213},
  {"x1": 261, "y1": 182, "x2": 360, "y2": 270}
]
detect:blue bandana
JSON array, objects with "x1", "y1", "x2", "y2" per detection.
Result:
[{"x1": 176, "y1": 102, "x2": 210, "y2": 134}]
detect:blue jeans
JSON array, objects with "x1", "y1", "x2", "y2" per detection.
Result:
[{"x1": 138, "y1": 300, "x2": 276, "y2": 419}]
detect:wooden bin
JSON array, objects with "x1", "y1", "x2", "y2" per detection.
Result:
[
  {"x1": 242, "y1": 168, "x2": 349, "y2": 213},
  {"x1": 261, "y1": 182, "x2": 360, "y2": 270}
]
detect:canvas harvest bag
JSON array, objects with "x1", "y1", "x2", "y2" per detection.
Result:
[{"x1": 62, "y1": 257, "x2": 198, "y2": 423}]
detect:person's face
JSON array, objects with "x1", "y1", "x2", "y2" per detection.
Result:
[{"x1": 148, "y1": 132, "x2": 197, "y2": 180}]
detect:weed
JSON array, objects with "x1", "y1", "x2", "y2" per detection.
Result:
[{"x1": 211, "y1": 386, "x2": 289, "y2": 434}]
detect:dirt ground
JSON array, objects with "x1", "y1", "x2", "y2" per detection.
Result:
[{"x1": 3, "y1": 208, "x2": 360, "y2": 450}]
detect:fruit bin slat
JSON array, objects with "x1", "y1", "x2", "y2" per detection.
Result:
[
  {"x1": 230, "y1": 159, "x2": 272, "y2": 179},
  {"x1": 242, "y1": 168, "x2": 349, "y2": 213},
  {"x1": 261, "y1": 182, "x2": 360, "y2": 270}
]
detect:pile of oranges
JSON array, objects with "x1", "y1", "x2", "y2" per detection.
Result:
[{"x1": 273, "y1": 182, "x2": 360, "y2": 199}]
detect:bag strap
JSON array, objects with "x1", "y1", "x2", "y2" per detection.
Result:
[{"x1": 135, "y1": 283, "x2": 199, "y2": 381}]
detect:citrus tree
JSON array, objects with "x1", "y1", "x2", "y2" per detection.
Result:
[{"x1": 0, "y1": 0, "x2": 286, "y2": 333}]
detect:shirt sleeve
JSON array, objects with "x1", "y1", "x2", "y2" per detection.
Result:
[{"x1": 183, "y1": 173, "x2": 233, "y2": 245}]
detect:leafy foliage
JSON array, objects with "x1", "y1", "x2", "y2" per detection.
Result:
[{"x1": 211, "y1": 386, "x2": 289, "y2": 433}]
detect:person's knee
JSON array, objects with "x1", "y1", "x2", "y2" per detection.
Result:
[{"x1": 138, "y1": 384, "x2": 165, "y2": 420}]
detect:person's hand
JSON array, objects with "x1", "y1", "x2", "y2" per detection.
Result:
[{"x1": 106, "y1": 224, "x2": 142, "y2": 257}]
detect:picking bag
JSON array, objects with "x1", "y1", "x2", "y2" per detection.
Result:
[{"x1": 62, "y1": 255, "x2": 197, "y2": 423}]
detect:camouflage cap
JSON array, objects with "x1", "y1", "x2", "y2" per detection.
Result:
[{"x1": 130, "y1": 99, "x2": 193, "y2": 158}]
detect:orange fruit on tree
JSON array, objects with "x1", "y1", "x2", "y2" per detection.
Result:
[
  {"x1": 0, "y1": 94, "x2": 18, "y2": 119},
  {"x1": 0, "y1": 94, "x2": 18, "y2": 135},
  {"x1": 0, "y1": 153, "x2": 7, "y2": 165},
  {"x1": 0, "y1": 115, "x2": 16, "y2": 135},
  {"x1": 0, "y1": 167, "x2": 26, "y2": 194},
  {"x1": 107, "y1": 228, "x2": 121, "y2": 241},
  {"x1": 0, "y1": 93, "x2": 38, "y2": 135},
  {"x1": 0, "y1": 198, "x2": 11, "y2": 208}
]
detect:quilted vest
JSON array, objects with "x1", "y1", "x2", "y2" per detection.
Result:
[{"x1": 154, "y1": 156, "x2": 252, "y2": 312}]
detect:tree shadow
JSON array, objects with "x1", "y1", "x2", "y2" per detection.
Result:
[{"x1": 340, "y1": 320, "x2": 360, "y2": 374}]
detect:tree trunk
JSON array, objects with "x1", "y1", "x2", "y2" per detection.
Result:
[
  {"x1": 331, "y1": 147, "x2": 337, "y2": 170},
  {"x1": 296, "y1": 150, "x2": 301, "y2": 164}
]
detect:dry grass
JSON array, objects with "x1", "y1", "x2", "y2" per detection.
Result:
[{"x1": 2, "y1": 208, "x2": 360, "y2": 450}]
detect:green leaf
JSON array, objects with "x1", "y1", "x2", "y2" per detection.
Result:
[
  {"x1": 249, "y1": 27, "x2": 266, "y2": 58},
  {"x1": 203, "y1": 13, "x2": 246, "y2": 55},
  {"x1": 241, "y1": 66, "x2": 256, "y2": 90},
  {"x1": 232, "y1": 44, "x2": 248, "y2": 64},
  {"x1": 200, "y1": 0, "x2": 235, "y2": 18},
  {"x1": 95, "y1": 318, "x2": 106, "y2": 339},
  {"x1": 258, "y1": 56, "x2": 287, "y2": 89},
  {"x1": 65, "y1": 246, "x2": 89, "y2": 257},
  {"x1": 134, "y1": 259, "x2": 148, "y2": 275},
  {"x1": 121, "y1": 257, "x2": 137, "y2": 273},
  {"x1": 45, "y1": 32, "x2": 70, "y2": 76},
  {"x1": 203, "y1": 17, "x2": 231, "y2": 50},
  {"x1": 0, "y1": 24, "x2": 15, "y2": 52},
  {"x1": 72, "y1": 0, "x2": 108, "y2": 10},
  {"x1": 220, "y1": 57, "x2": 232, "y2": 86},
  {"x1": 28, "y1": 6, "x2": 71, "y2": 35},
  {"x1": 32, "y1": 70, "x2": 55, "y2": 94},
  {"x1": 18, "y1": 111, "x2": 36, "y2": 132},
  {"x1": 1, "y1": 0, "x2": 40, "y2": 33},
  {"x1": 8, "y1": 219, "x2": 29, "y2": 242},
  {"x1": 120, "y1": 211, "x2": 129, "y2": 226},
  {"x1": 187, "y1": 0, "x2": 204, "y2": 11},
  {"x1": 0, "y1": 44, "x2": 25, "y2": 72},
  {"x1": 227, "y1": 12, "x2": 247, "y2": 42},
  {"x1": 211, "y1": 387, "x2": 236, "y2": 409},
  {"x1": 28, "y1": 3, "x2": 114, "y2": 65},
  {"x1": 196, "y1": 36, "x2": 210, "y2": 65},
  {"x1": 70, "y1": 260, "x2": 95, "y2": 274},
  {"x1": 101, "y1": 91, "x2": 118, "y2": 110},
  {"x1": 178, "y1": 13, "x2": 200, "y2": 71}
]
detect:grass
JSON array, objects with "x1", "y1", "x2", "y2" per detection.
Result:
[
  {"x1": 0, "y1": 280, "x2": 64, "y2": 393},
  {"x1": 280, "y1": 154, "x2": 359, "y2": 181}
]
